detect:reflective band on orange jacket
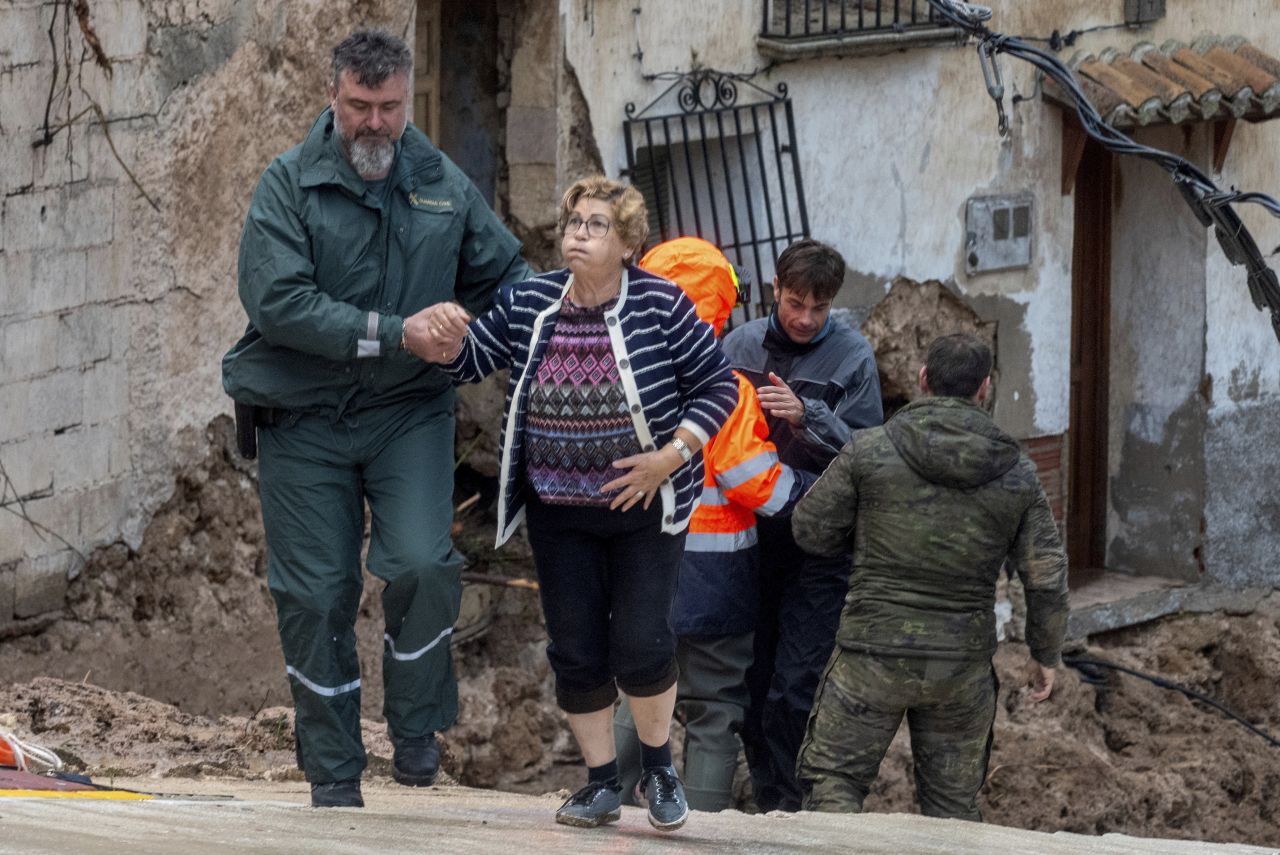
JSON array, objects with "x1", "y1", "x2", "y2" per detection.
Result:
[
  {"x1": 640, "y1": 236, "x2": 815, "y2": 635},
  {"x1": 671, "y1": 371, "x2": 812, "y2": 635}
]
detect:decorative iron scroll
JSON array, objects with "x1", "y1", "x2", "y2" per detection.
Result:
[
  {"x1": 623, "y1": 68, "x2": 808, "y2": 325},
  {"x1": 625, "y1": 69, "x2": 788, "y2": 121}
]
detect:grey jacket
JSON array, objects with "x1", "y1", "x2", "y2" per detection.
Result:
[{"x1": 722, "y1": 312, "x2": 883, "y2": 474}]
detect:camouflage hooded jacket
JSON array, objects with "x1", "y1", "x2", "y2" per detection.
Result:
[{"x1": 792, "y1": 396, "x2": 1068, "y2": 665}]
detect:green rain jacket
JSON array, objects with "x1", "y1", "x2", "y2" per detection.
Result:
[
  {"x1": 222, "y1": 109, "x2": 530, "y2": 413},
  {"x1": 792, "y1": 396, "x2": 1069, "y2": 666}
]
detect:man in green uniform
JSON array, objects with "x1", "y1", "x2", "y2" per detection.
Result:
[
  {"x1": 222, "y1": 29, "x2": 530, "y2": 807},
  {"x1": 792, "y1": 332, "x2": 1068, "y2": 821}
]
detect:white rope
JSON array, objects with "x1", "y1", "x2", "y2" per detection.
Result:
[{"x1": 1, "y1": 730, "x2": 64, "y2": 772}]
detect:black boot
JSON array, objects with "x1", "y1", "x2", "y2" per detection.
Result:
[
  {"x1": 391, "y1": 731, "x2": 440, "y2": 786},
  {"x1": 310, "y1": 779, "x2": 364, "y2": 808}
]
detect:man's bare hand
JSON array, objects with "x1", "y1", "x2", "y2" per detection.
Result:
[
  {"x1": 1025, "y1": 659, "x2": 1056, "y2": 703},
  {"x1": 404, "y1": 302, "x2": 472, "y2": 362},
  {"x1": 758, "y1": 371, "x2": 805, "y2": 427}
]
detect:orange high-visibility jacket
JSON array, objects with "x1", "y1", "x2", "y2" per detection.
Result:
[
  {"x1": 688, "y1": 371, "x2": 800, "y2": 552},
  {"x1": 671, "y1": 369, "x2": 812, "y2": 635},
  {"x1": 640, "y1": 237, "x2": 812, "y2": 635}
]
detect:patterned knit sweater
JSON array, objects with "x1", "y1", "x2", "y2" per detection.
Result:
[{"x1": 525, "y1": 296, "x2": 642, "y2": 505}]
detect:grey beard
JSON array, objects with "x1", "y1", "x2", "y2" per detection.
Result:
[{"x1": 348, "y1": 136, "x2": 395, "y2": 180}]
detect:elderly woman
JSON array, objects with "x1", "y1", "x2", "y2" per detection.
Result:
[{"x1": 417, "y1": 176, "x2": 737, "y2": 832}]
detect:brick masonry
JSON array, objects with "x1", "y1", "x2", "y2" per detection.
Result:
[{"x1": 1022, "y1": 433, "x2": 1066, "y2": 526}]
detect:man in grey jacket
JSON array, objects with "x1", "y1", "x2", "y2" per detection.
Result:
[{"x1": 721, "y1": 239, "x2": 883, "y2": 812}]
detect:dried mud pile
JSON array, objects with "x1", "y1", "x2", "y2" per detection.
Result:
[{"x1": 2, "y1": 421, "x2": 1279, "y2": 847}]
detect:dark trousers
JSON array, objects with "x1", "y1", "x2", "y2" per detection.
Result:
[
  {"x1": 797, "y1": 649, "x2": 998, "y2": 821},
  {"x1": 742, "y1": 514, "x2": 849, "y2": 812},
  {"x1": 257, "y1": 397, "x2": 463, "y2": 784},
  {"x1": 524, "y1": 492, "x2": 686, "y2": 714}
]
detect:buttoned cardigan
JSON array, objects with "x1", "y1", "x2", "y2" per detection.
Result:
[{"x1": 444, "y1": 266, "x2": 738, "y2": 546}]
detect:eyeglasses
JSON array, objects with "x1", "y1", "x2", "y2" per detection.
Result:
[{"x1": 562, "y1": 215, "x2": 612, "y2": 239}]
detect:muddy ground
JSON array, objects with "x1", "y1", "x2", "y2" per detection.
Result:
[{"x1": 2, "y1": 420, "x2": 1279, "y2": 847}]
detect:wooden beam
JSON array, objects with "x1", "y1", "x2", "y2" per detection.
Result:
[
  {"x1": 1213, "y1": 118, "x2": 1237, "y2": 173},
  {"x1": 1062, "y1": 116, "x2": 1088, "y2": 196}
]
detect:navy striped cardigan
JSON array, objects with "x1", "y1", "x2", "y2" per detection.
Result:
[{"x1": 444, "y1": 265, "x2": 738, "y2": 546}]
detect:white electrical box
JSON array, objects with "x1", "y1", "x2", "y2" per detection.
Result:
[{"x1": 965, "y1": 193, "x2": 1033, "y2": 275}]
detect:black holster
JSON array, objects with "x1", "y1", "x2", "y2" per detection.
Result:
[{"x1": 233, "y1": 401, "x2": 258, "y2": 460}]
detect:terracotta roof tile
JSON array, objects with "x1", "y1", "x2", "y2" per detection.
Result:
[{"x1": 1042, "y1": 36, "x2": 1280, "y2": 128}]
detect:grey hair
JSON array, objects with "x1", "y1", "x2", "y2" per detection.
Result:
[{"x1": 331, "y1": 29, "x2": 412, "y2": 89}]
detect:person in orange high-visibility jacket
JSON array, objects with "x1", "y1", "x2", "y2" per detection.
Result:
[{"x1": 614, "y1": 237, "x2": 815, "y2": 811}]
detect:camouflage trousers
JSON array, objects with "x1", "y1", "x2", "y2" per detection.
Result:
[{"x1": 796, "y1": 648, "x2": 997, "y2": 821}]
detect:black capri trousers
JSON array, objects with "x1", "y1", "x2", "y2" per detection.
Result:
[{"x1": 524, "y1": 491, "x2": 686, "y2": 714}]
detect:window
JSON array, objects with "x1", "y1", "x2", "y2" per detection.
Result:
[
  {"x1": 624, "y1": 72, "x2": 810, "y2": 322},
  {"x1": 758, "y1": 0, "x2": 958, "y2": 59}
]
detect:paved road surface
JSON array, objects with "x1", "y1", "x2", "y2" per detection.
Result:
[{"x1": 0, "y1": 779, "x2": 1275, "y2": 855}]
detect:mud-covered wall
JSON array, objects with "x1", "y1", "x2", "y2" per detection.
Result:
[
  {"x1": 1202, "y1": 87, "x2": 1280, "y2": 589},
  {"x1": 0, "y1": 0, "x2": 413, "y2": 631}
]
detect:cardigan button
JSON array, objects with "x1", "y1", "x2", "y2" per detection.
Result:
[
  {"x1": 664, "y1": 515, "x2": 673, "y2": 524},
  {"x1": 630, "y1": 404, "x2": 641, "y2": 414},
  {"x1": 606, "y1": 316, "x2": 618, "y2": 326},
  {"x1": 643, "y1": 444, "x2": 655, "y2": 452},
  {"x1": 619, "y1": 358, "x2": 629, "y2": 369}
]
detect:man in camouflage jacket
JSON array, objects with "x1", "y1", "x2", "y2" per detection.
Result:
[{"x1": 792, "y1": 333, "x2": 1068, "y2": 821}]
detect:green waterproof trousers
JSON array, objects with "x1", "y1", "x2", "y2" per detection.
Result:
[
  {"x1": 797, "y1": 648, "x2": 997, "y2": 821},
  {"x1": 615, "y1": 631, "x2": 754, "y2": 811},
  {"x1": 257, "y1": 395, "x2": 464, "y2": 783}
]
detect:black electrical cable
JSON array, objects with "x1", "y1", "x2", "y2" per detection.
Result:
[
  {"x1": 1017, "y1": 23, "x2": 1133, "y2": 53},
  {"x1": 924, "y1": 0, "x2": 1280, "y2": 342},
  {"x1": 1063, "y1": 654, "x2": 1280, "y2": 749}
]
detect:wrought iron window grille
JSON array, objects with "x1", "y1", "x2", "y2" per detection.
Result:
[
  {"x1": 623, "y1": 69, "x2": 810, "y2": 323},
  {"x1": 758, "y1": 0, "x2": 960, "y2": 60},
  {"x1": 762, "y1": 0, "x2": 943, "y2": 37}
]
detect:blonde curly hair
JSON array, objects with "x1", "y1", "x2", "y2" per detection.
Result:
[{"x1": 558, "y1": 175, "x2": 649, "y2": 258}]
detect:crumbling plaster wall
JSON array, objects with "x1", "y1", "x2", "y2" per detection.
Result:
[
  {"x1": 0, "y1": 0, "x2": 413, "y2": 632},
  {"x1": 1201, "y1": 100, "x2": 1280, "y2": 589},
  {"x1": 1106, "y1": 124, "x2": 1210, "y2": 582},
  {"x1": 563, "y1": 0, "x2": 1280, "y2": 584},
  {"x1": 562, "y1": 1, "x2": 1280, "y2": 431},
  {"x1": 561, "y1": 0, "x2": 1086, "y2": 441}
]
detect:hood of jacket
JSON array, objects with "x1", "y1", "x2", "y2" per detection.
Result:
[{"x1": 885, "y1": 396, "x2": 1020, "y2": 489}]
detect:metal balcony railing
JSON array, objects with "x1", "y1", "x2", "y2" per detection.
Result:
[{"x1": 762, "y1": 0, "x2": 942, "y2": 38}]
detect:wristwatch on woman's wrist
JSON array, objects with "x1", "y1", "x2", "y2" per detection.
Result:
[{"x1": 670, "y1": 437, "x2": 693, "y2": 463}]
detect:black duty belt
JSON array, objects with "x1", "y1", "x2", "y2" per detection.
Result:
[{"x1": 232, "y1": 403, "x2": 293, "y2": 459}]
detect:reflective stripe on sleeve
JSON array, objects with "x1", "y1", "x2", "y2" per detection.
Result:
[
  {"x1": 718, "y1": 450, "x2": 779, "y2": 489},
  {"x1": 357, "y1": 311, "x2": 381, "y2": 358},
  {"x1": 756, "y1": 465, "x2": 797, "y2": 516},
  {"x1": 684, "y1": 527, "x2": 759, "y2": 552}
]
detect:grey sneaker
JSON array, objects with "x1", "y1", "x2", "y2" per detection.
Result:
[
  {"x1": 639, "y1": 765, "x2": 689, "y2": 831},
  {"x1": 555, "y1": 780, "x2": 623, "y2": 828}
]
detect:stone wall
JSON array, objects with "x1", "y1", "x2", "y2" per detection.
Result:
[{"x1": 0, "y1": 0, "x2": 412, "y2": 633}]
